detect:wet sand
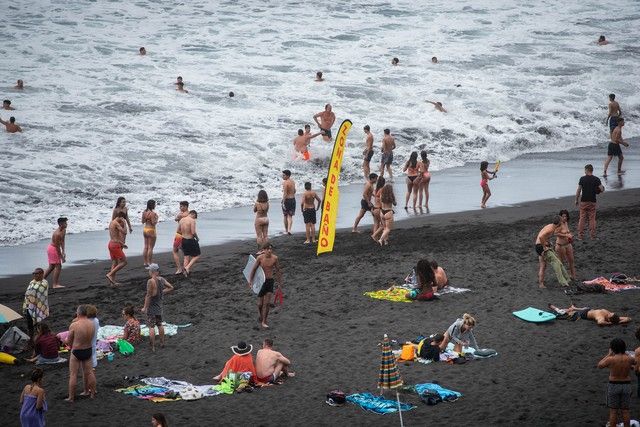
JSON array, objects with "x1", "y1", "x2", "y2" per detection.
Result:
[{"x1": 1, "y1": 188, "x2": 639, "y2": 426}]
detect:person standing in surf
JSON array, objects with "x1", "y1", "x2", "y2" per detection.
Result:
[
  {"x1": 141, "y1": 199, "x2": 158, "y2": 267},
  {"x1": 480, "y1": 161, "x2": 497, "y2": 209},
  {"x1": 293, "y1": 128, "x2": 322, "y2": 160},
  {"x1": 248, "y1": 243, "x2": 283, "y2": 329},
  {"x1": 313, "y1": 104, "x2": 336, "y2": 142},
  {"x1": 254, "y1": 190, "x2": 270, "y2": 247},
  {"x1": 379, "y1": 128, "x2": 396, "y2": 181},
  {"x1": 106, "y1": 212, "x2": 128, "y2": 286},
  {"x1": 352, "y1": 173, "x2": 377, "y2": 233},
  {"x1": 172, "y1": 201, "x2": 189, "y2": 275},
  {"x1": 403, "y1": 152, "x2": 420, "y2": 210},
  {"x1": 44, "y1": 217, "x2": 67, "y2": 289},
  {"x1": 301, "y1": 182, "x2": 321, "y2": 244},
  {"x1": 606, "y1": 94, "x2": 622, "y2": 134},
  {"x1": 179, "y1": 210, "x2": 201, "y2": 276},
  {"x1": 362, "y1": 125, "x2": 374, "y2": 179},
  {"x1": 281, "y1": 170, "x2": 296, "y2": 235},
  {"x1": 604, "y1": 118, "x2": 629, "y2": 176}
]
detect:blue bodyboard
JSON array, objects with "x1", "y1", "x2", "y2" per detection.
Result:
[{"x1": 513, "y1": 307, "x2": 556, "y2": 323}]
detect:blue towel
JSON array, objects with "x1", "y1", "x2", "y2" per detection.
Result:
[
  {"x1": 346, "y1": 392, "x2": 415, "y2": 414},
  {"x1": 414, "y1": 383, "x2": 462, "y2": 401}
]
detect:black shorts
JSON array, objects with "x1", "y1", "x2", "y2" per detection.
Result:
[
  {"x1": 147, "y1": 314, "x2": 163, "y2": 327},
  {"x1": 282, "y1": 198, "x2": 296, "y2": 216},
  {"x1": 364, "y1": 150, "x2": 374, "y2": 162},
  {"x1": 258, "y1": 278, "x2": 275, "y2": 297},
  {"x1": 607, "y1": 143, "x2": 622, "y2": 157},
  {"x1": 303, "y1": 208, "x2": 316, "y2": 224},
  {"x1": 182, "y1": 238, "x2": 201, "y2": 257},
  {"x1": 609, "y1": 116, "x2": 619, "y2": 132},
  {"x1": 535, "y1": 244, "x2": 544, "y2": 256},
  {"x1": 381, "y1": 152, "x2": 393, "y2": 165},
  {"x1": 360, "y1": 199, "x2": 371, "y2": 212},
  {"x1": 320, "y1": 128, "x2": 332, "y2": 139}
]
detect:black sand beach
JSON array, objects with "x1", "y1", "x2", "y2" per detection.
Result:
[{"x1": 1, "y1": 189, "x2": 639, "y2": 426}]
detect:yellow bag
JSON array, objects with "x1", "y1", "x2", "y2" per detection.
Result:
[{"x1": 398, "y1": 344, "x2": 415, "y2": 361}]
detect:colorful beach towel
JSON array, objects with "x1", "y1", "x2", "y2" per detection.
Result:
[
  {"x1": 98, "y1": 323, "x2": 192, "y2": 341},
  {"x1": 583, "y1": 277, "x2": 639, "y2": 292},
  {"x1": 364, "y1": 288, "x2": 413, "y2": 303},
  {"x1": 412, "y1": 383, "x2": 462, "y2": 401},
  {"x1": 117, "y1": 376, "x2": 223, "y2": 402},
  {"x1": 22, "y1": 279, "x2": 49, "y2": 323},
  {"x1": 346, "y1": 392, "x2": 415, "y2": 414}
]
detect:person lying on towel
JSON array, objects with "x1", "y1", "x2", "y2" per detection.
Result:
[{"x1": 548, "y1": 304, "x2": 631, "y2": 325}]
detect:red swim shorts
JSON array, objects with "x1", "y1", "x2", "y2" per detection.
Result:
[{"x1": 108, "y1": 241, "x2": 125, "y2": 260}]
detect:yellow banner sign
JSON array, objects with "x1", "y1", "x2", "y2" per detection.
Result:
[{"x1": 317, "y1": 119, "x2": 352, "y2": 255}]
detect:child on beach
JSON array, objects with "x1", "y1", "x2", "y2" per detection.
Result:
[
  {"x1": 597, "y1": 338, "x2": 635, "y2": 427},
  {"x1": 480, "y1": 161, "x2": 497, "y2": 208},
  {"x1": 253, "y1": 190, "x2": 270, "y2": 246},
  {"x1": 122, "y1": 304, "x2": 141, "y2": 344},
  {"x1": 301, "y1": 182, "x2": 321, "y2": 244}
]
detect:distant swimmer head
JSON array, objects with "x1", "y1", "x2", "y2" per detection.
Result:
[
  {"x1": 431, "y1": 56, "x2": 438, "y2": 63},
  {"x1": 3, "y1": 99, "x2": 10, "y2": 106},
  {"x1": 609, "y1": 93, "x2": 615, "y2": 100},
  {"x1": 316, "y1": 71, "x2": 323, "y2": 81},
  {"x1": 282, "y1": 169, "x2": 292, "y2": 178},
  {"x1": 325, "y1": 103, "x2": 332, "y2": 111},
  {"x1": 598, "y1": 35, "x2": 606, "y2": 42},
  {"x1": 139, "y1": 47, "x2": 146, "y2": 55},
  {"x1": 57, "y1": 217, "x2": 68, "y2": 227},
  {"x1": 177, "y1": 82, "x2": 184, "y2": 88},
  {"x1": 322, "y1": 177, "x2": 327, "y2": 186},
  {"x1": 229, "y1": 91, "x2": 234, "y2": 97},
  {"x1": 257, "y1": 190, "x2": 268, "y2": 202},
  {"x1": 298, "y1": 129, "x2": 304, "y2": 136},
  {"x1": 552, "y1": 215, "x2": 562, "y2": 226},
  {"x1": 429, "y1": 259, "x2": 438, "y2": 269},
  {"x1": 391, "y1": 57, "x2": 399, "y2": 65},
  {"x1": 9, "y1": 116, "x2": 16, "y2": 123},
  {"x1": 383, "y1": 128, "x2": 390, "y2": 135},
  {"x1": 16, "y1": 79, "x2": 24, "y2": 88},
  {"x1": 176, "y1": 76, "x2": 183, "y2": 82},
  {"x1": 364, "y1": 125, "x2": 370, "y2": 132},
  {"x1": 189, "y1": 209, "x2": 198, "y2": 218},
  {"x1": 304, "y1": 182, "x2": 311, "y2": 190}
]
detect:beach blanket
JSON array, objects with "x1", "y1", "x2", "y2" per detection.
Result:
[
  {"x1": 98, "y1": 323, "x2": 192, "y2": 341},
  {"x1": 412, "y1": 383, "x2": 462, "y2": 401},
  {"x1": 364, "y1": 288, "x2": 413, "y2": 303},
  {"x1": 583, "y1": 277, "x2": 639, "y2": 292},
  {"x1": 346, "y1": 392, "x2": 415, "y2": 414},
  {"x1": 416, "y1": 343, "x2": 497, "y2": 364},
  {"x1": 117, "y1": 376, "x2": 223, "y2": 402},
  {"x1": 116, "y1": 384, "x2": 180, "y2": 402}
]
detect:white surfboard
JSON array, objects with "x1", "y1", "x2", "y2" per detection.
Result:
[{"x1": 243, "y1": 254, "x2": 266, "y2": 295}]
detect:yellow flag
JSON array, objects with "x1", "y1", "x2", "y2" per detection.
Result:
[{"x1": 317, "y1": 120, "x2": 352, "y2": 255}]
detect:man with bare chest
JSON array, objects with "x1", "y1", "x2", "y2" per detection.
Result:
[
  {"x1": 362, "y1": 125, "x2": 374, "y2": 178},
  {"x1": 313, "y1": 104, "x2": 336, "y2": 141},
  {"x1": 248, "y1": 243, "x2": 283, "y2": 329},
  {"x1": 293, "y1": 128, "x2": 322, "y2": 160},
  {"x1": 301, "y1": 182, "x2": 321, "y2": 244},
  {"x1": 179, "y1": 210, "x2": 201, "y2": 276},
  {"x1": 352, "y1": 173, "x2": 378, "y2": 233},
  {"x1": 535, "y1": 216, "x2": 570, "y2": 288},
  {"x1": 106, "y1": 212, "x2": 128, "y2": 286},
  {"x1": 44, "y1": 217, "x2": 67, "y2": 288},
  {"x1": 65, "y1": 305, "x2": 96, "y2": 402},
  {"x1": 281, "y1": 170, "x2": 296, "y2": 235},
  {"x1": 380, "y1": 129, "x2": 396, "y2": 181}
]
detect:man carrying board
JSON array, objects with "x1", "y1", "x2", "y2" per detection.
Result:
[{"x1": 248, "y1": 243, "x2": 283, "y2": 329}]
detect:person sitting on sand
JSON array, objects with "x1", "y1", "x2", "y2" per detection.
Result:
[
  {"x1": 430, "y1": 259, "x2": 449, "y2": 291},
  {"x1": 440, "y1": 313, "x2": 479, "y2": 354},
  {"x1": 315, "y1": 71, "x2": 324, "y2": 82},
  {"x1": 597, "y1": 338, "x2": 634, "y2": 427},
  {"x1": 426, "y1": 100, "x2": 447, "y2": 113},
  {"x1": 406, "y1": 259, "x2": 437, "y2": 301},
  {"x1": 535, "y1": 215, "x2": 571, "y2": 288},
  {"x1": 122, "y1": 304, "x2": 141, "y2": 344},
  {"x1": 597, "y1": 35, "x2": 609, "y2": 45},
  {"x1": 19, "y1": 368, "x2": 47, "y2": 426},
  {"x1": 548, "y1": 304, "x2": 631, "y2": 326},
  {"x1": 313, "y1": 104, "x2": 336, "y2": 142},
  {"x1": 0, "y1": 115, "x2": 22, "y2": 132},
  {"x1": 213, "y1": 341, "x2": 257, "y2": 382},
  {"x1": 255, "y1": 338, "x2": 295, "y2": 384},
  {"x1": 27, "y1": 323, "x2": 60, "y2": 364}
]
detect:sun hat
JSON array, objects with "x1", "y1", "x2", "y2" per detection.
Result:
[
  {"x1": 148, "y1": 263, "x2": 160, "y2": 272},
  {"x1": 231, "y1": 341, "x2": 253, "y2": 355}
]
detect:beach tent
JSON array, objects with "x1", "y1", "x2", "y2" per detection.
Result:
[
  {"x1": 378, "y1": 334, "x2": 405, "y2": 427},
  {"x1": 0, "y1": 304, "x2": 22, "y2": 324}
]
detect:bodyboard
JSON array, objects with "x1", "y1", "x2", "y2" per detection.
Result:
[
  {"x1": 513, "y1": 307, "x2": 556, "y2": 323},
  {"x1": 243, "y1": 255, "x2": 266, "y2": 295}
]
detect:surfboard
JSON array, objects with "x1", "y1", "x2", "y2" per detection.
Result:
[
  {"x1": 512, "y1": 307, "x2": 556, "y2": 323},
  {"x1": 243, "y1": 255, "x2": 266, "y2": 295}
]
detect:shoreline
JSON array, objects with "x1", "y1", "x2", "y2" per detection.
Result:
[{"x1": 0, "y1": 139, "x2": 637, "y2": 278}]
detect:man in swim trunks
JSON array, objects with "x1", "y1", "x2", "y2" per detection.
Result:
[
  {"x1": 293, "y1": 128, "x2": 322, "y2": 160},
  {"x1": 0, "y1": 115, "x2": 22, "y2": 133},
  {"x1": 313, "y1": 104, "x2": 336, "y2": 142},
  {"x1": 65, "y1": 305, "x2": 96, "y2": 402},
  {"x1": 606, "y1": 93, "x2": 622, "y2": 134},
  {"x1": 576, "y1": 164, "x2": 604, "y2": 240},
  {"x1": 179, "y1": 210, "x2": 201, "y2": 276},
  {"x1": 548, "y1": 304, "x2": 631, "y2": 325},
  {"x1": 281, "y1": 170, "x2": 296, "y2": 235},
  {"x1": 379, "y1": 129, "x2": 396, "y2": 181},
  {"x1": 248, "y1": 243, "x2": 282, "y2": 329},
  {"x1": 106, "y1": 212, "x2": 128, "y2": 286},
  {"x1": 3, "y1": 99, "x2": 15, "y2": 110},
  {"x1": 255, "y1": 338, "x2": 295, "y2": 384},
  {"x1": 141, "y1": 264, "x2": 174, "y2": 351},
  {"x1": 301, "y1": 182, "x2": 321, "y2": 244},
  {"x1": 172, "y1": 201, "x2": 190, "y2": 274},
  {"x1": 352, "y1": 173, "x2": 378, "y2": 233},
  {"x1": 362, "y1": 125, "x2": 374, "y2": 179},
  {"x1": 535, "y1": 216, "x2": 571, "y2": 288},
  {"x1": 604, "y1": 118, "x2": 629, "y2": 177},
  {"x1": 597, "y1": 338, "x2": 635, "y2": 427},
  {"x1": 44, "y1": 217, "x2": 67, "y2": 289}
]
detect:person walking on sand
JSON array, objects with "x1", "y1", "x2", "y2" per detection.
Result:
[
  {"x1": 65, "y1": 305, "x2": 96, "y2": 402},
  {"x1": 313, "y1": 104, "x2": 336, "y2": 142},
  {"x1": 179, "y1": 210, "x2": 201, "y2": 276},
  {"x1": 371, "y1": 176, "x2": 386, "y2": 238},
  {"x1": 0, "y1": 115, "x2": 22, "y2": 132},
  {"x1": 23, "y1": 268, "x2": 49, "y2": 343},
  {"x1": 418, "y1": 150, "x2": 431, "y2": 210},
  {"x1": 112, "y1": 197, "x2": 133, "y2": 237},
  {"x1": 555, "y1": 209, "x2": 577, "y2": 280},
  {"x1": 281, "y1": 170, "x2": 296, "y2": 235},
  {"x1": 352, "y1": 173, "x2": 378, "y2": 233},
  {"x1": 372, "y1": 183, "x2": 396, "y2": 245},
  {"x1": 604, "y1": 118, "x2": 629, "y2": 176},
  {"x1": 362, "y1": 125, "x2": 374, "y2": 179},
  {"x1": 106, "y1": 212, "x2": 128, "y2": 286},
  {"x1": 248, "y1": 243, "x2": 282, "y2": 329},
  {"x1": 172, "y1": 201, "x2": 189, "y2": 275},
  {"x1": 379, "y1": 129, "x2": 396, "y2": 181},
  {"x1": 480, "y1": 161, "x2": 497, "y2": 208},
  {"x1": 141, "y1": 199, "x2": 158, "y2": 267},
  {"x1": 403, "y1": 151, "x2": 420, "y2": 209},
  {"x1": 535, "y1": 216, "x2": 571, "y2": 289},
  {"x1": 254, "y1": 190, "x2": 270, "y2": 246},
  {"x1": 141, "y1": 264, "x2": 174, "y2": 352},
  {"x1": 44, "y1": 217, "x2": 67, "y2": 289},
  {"x1": 575, "y1": 164, "x2": 604, "y2": 240},
  {"x1": 597, "y1": 338, "x2": 635, "y2": 427},
  {"x1": 255, "y1": 338, "x2": 295, "y2": 384},
  {"x1": 301, "y1": 182, "x2": 321, "y2": 244},
  {"x1": 606, "y1": 94, "x2": 622, "y2": 134},
  {"x1": 20, "y1": 368, "x2": 47, "y2": 426}
]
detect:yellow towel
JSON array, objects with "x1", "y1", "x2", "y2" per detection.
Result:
[{"x1": 364, "y1": 288, "x2": 413, "y2": 303}]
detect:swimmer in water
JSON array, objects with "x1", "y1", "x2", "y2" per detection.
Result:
[
  {"x1": 229, "y1": 91, "x2": 235, "y2": 97},
  {"x1": 293, "y1": 128, "x2": 322, "y2": 160},
  {"x1": 176, "y1": 82, "x2": 188, "y2": 93},
  {"x1": 0, "y1": 116, "x2": 22, "y2": 133},
  {"x1": 426, "y1": 100, "x2": 447, "y2": 113},
  {"x1": 15, "y1": 79, "x2": 24, "y2": 89},
  {"x1": 139, "y1": 47, "x2": 146, "y2": 55},
  {"x1": 3, "y1": 100, "x2": 15, "y2": 110},
  {"x1": 315, "y1": 71, "x2": 324, "y2": 82},
  {"x1": 432, "y1": 56, "x2": 438, "y2": 63},
  {"x1": 175, "y1": 76, "x2": 183, "y2": 85},
  {"x1": 597, "y1": 35, "x2": 609, "y2": 45},
  {"x1": 391, "y1": 57, "x2": 399, "y2": 66}
]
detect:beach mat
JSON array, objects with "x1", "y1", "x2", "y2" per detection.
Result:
[
  {"x1": 346, "y1": 392, "x2": 415, "y2": 414},
  {"x1": 513, "y1": 307, "x2": 556, "y2": 323}
]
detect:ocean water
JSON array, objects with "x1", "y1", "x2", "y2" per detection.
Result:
[{"x1": 1, "y1": 0, "x2": 638, "y2": 246}]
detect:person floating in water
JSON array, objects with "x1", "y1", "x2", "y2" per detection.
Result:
[
  {"x1": 426, "y1": 100, "x2": 447, "y2": 113},
  {"x1": 391, "y1": 57, "x2": 399, "y2": 66},
  {"x1": 315, "y1": 71, "x2": 324, "y2": 82},
  {"x1": 15, "y1": 79, "x2": 24, "y2": 89},
  {"x1": 0, "y1": 115, "x2": 22, "y2": 133},
  {"x1": 3, "y1": 99, "x2": 15, "y2": 110},
  {"x1": 431, "y1": 56, "x2": 438, "y2": 64},
  {"x1": 597, "y1": 35, "x2": 609, "y2": 45},
  {"x1": 139, "y1": 47, "x2": 146, "y2": 55}
]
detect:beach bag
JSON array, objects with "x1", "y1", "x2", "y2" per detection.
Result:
[
  {"x1": 0, "y1": 326, "x2": 30, "y2": 354},
  {"x1": 399, "y1": 344, "x2": 415, "y2": 361},
  {"x1": 116, "y1": 338, "x2": 134, "y2": 356},
  {"x1": 326, "y1": 390, "x2": 346, "y2": 406}
]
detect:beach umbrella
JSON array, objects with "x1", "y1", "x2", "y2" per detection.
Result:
[
  {"x1": 0, "y1": 304, "x2": 22, "y2": 323},
  {"x1": 378, "y1": 333, "x2": 404, "y2": 427}
]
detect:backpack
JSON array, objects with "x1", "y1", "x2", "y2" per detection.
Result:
[
  {"x1": 326, "y1": 390, "x2": 346, "y2": 406},
  {"x1": 420, "y1": 390, "x2": 442, "y2": 406}
]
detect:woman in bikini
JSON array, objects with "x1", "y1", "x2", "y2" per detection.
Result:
[
  {"x1": 418, "y1": 150, "x2": 431, "y2": 210},
  {"x1": 480, "y1": 161, "x2": 497, "y2": 208},
  {"x1": 372, "y1": 183, "x2": 396, "y2": 245},
  {"x1": 371, "y1": 176, "x2": 386, "y2": 240},
  {"x1": 20, "y1": 368, "x2": 47, "y2": 426},
  {"x1": 141, "y1": 199, "x2": 158, "y2": 266},
  {"x1": 112, "y1": 197, "x2": 133, "y2": 237},
  {"x1": 555, "y1": 209, "x2": 576, "y2": 279},
  {"x1": 254, "y1": 190, "x2": 270, "y2": 246},
  {"x1": 402, "y1": 151, "x2": 420, "y2": 209}
]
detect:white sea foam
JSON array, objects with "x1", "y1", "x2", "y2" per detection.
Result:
[{"x1": 0, "y1": 0, "x2": 638, "y2": 245}]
